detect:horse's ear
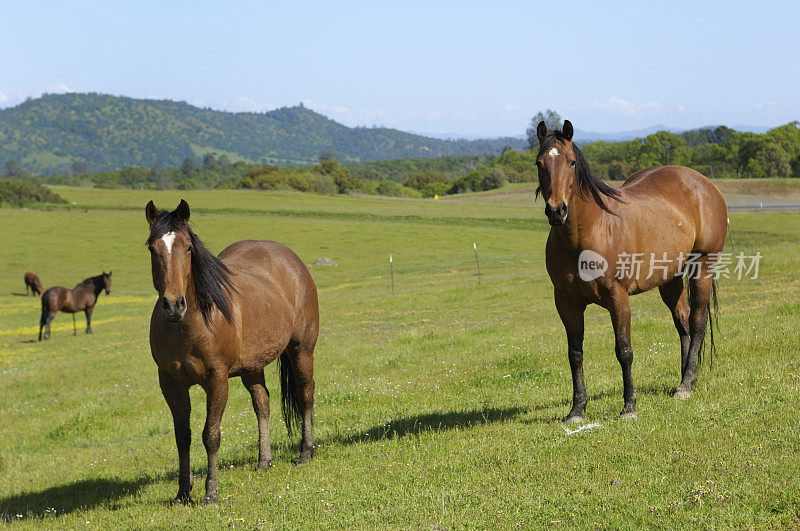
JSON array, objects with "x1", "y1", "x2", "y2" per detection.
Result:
[
  {"x1": 562, "y1": 120, "x2": 574, "y2": 141},
  {"x1": 108, "y1": 271, "x2": 112, "y2": 276},
  {"x1": 536, "y1": 121, "x2": 548, "y2": 142},
  {"x1": 145, "y1": 201, "x2": 158, "y2": 226},
  {"x1": 176, "y1": 199, "x2": 190, "y2": 222}
]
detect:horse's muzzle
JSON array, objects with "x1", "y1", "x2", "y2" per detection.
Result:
[
  {"x1": 162, "y1": 295, "x2": 187, "y2": 322},
  {"x1": 545, "y1": 202, "x2": 568, "y2": 226}
]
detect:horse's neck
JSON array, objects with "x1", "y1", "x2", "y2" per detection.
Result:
[
  {"x1": 75, "y1": 277, "x2": 102, "y2": 297},
  {"x1": 556, "y1": 193, "x2": 608, "y2": 250}
]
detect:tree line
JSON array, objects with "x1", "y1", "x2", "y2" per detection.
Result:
[{"x1": 3, "y1": 120, "x2": 799, "y2": 202}]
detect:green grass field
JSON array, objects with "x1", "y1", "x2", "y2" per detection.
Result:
[{"x1": 1, "y1": 187, "x2": 799, "y2": 528}]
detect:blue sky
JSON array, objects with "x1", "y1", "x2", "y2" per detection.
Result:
[{"x1": 1, "y1": 1, "x2": 798, "y2": 136}]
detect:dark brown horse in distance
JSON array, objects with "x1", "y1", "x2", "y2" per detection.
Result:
[
  {"x1": 24, "y1": 271, "x2": 44, "y2": 296},
  {"x1": 38, "y1": 272, "x2": 112, "y2": 341},
  {"x1": 535, "y1": 120, "x2": 727, "y2": 422},
  {"x1": 146, "y1": 199, "x2": 318, "y2": 505}
]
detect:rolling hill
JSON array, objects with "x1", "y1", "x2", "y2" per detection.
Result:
[{"x1": 0, "y1": 93, "x2": 526, "y2": 174}]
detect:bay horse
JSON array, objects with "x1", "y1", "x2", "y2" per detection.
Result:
[
  {"x1": 145, "y1": 199, "x2": 318, "y2": 505},
  {"x1": 535, "y1": 120, "x2": 727, "y2": 422},
  {"x1": 24, "y1": 271, "x2": 44, "y2": 296},
  {"x1": 38, "y1": 272, "x2": 112, "y2": 341}
]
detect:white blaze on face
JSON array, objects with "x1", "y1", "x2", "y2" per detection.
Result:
[
  {"x1": 161, "y1": 232, "x2": 176, "y2": 254},
  {"x1": 548, "y1": 147, "x2": 559, "y2": 159}
]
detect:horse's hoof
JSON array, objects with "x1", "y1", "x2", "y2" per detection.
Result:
[
  {"x1": 673, "y1": 388, "x2": 693, "y2": 400},
  {"x1": 620, "y1": 411, "x2": 638, "y2": 420},
  {"x1": 563, "y1": 415, "x2": 585, "y2": 425}
]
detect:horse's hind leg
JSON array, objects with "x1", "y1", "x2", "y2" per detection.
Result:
[
  {"x1": 659, "y1": 277, "x2": 691, "y2": 385},
  {"x1": 675, "y1": 261, "x2": 714, "y2": 399},
  {"x1": 159, "y1": 368, "x2": 193, "y2": 504},
  {"x1": 554, "y1": 289, "x2": 588, "y2": 423},
  {"x1": 43, "y1": 313, "x2": 55, "y2": 340},
  {"x1": 286, "y1": 341, "x2": 316, "y2": 464},
  {"x1": 241, "y1": 370, "x2": 272, "y2": 470},
  {"x1": 608, "y1": 288, "x2": 637, "y2": 418}
]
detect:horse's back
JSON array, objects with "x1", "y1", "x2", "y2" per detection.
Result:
[{"x1": 620, "y1": 165, "x2": 727, "y2": 253}]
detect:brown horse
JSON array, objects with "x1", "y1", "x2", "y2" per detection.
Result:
[
  {"x1": 24, "y1": 271, "x2": 44, "y2": 296},
  {"x1": 39, "y1": 272, "x2": 112, "y2": 341},
  {"x1": 535, "y1": 120, "x2": 727, "y2": 422},
  {"x1": 146, "y1": 199, "x2": 318, "y2": 505}
]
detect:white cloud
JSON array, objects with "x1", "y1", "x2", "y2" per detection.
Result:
[
  {"x1": 592, "y1": 97, "x2": 663, "y2": 115},
  {"x1": 46, "y1": 83, "x2": 73, "y2": 94},
  {"x1": 218, "y1": 96, "x2": 276, "y2": 113},
  {"x1": 0, "y1": 90, "x2": 7, "y2": 103}
]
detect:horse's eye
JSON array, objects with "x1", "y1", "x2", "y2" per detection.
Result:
[
  {"x1": 570, "y1": 160, "x2": 576, "y2": 168},
  {"x1": 187, "y1": 245, "x2": 193, "y2": 253},
  {"x1": 148, "y1": 245, "x2": 154, "y2": 253}
]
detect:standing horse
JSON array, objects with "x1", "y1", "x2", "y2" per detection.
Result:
[
  {"x1": 146, "y1": 199, "x2": 318, "y2": 505},
  {"x1": 535, "y1": 120, "x2": 727, "y2": 422},
  {"x1": 24, "y1": 271, "x2": 44, "y2": 296},
  {"x1": 39, "y1": 272, "x2": 112, "y2": 341}
]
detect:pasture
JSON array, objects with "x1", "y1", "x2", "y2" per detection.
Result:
[{"x1": 1, "y1": 186, "x2": 799, "y2": 528}]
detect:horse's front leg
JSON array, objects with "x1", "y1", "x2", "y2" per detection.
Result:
[
  {"x1": 202, "y1": 371, "x2": 229, "y2": 505},
  {"x1": 84, "y1": 306, "x2": 94, "y2": 334},
  {"x1": 159, "y1": 368, "x2": 193, "y2": 504},
  {"x1": 554, "y1": 289, "x2": 587, "y2": 423},
  {"x1": 609, "y1": 289, "x2": 637, "y2": 418}
]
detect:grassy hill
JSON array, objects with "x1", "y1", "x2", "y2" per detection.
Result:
[{"x1": 0, "y1": 93, "x2": 526, "y2": 173}]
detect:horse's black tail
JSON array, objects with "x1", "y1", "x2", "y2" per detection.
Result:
[
  {"x1": 699, "y1": 278, "x2": 719, "y2": 370},
  {"x1": 278, "y1": 351, "x2": 302, "y2": 438},
  {"x1": 684, "y1": 276, "x2": 719, "y2": 370},
  {"x1": 38, "y1": 292, "x2": 50, "y2": 341}
]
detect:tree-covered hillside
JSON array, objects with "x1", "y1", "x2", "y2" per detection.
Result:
[{"x1": 0, "y1": 93, "x2": 526, "y2": 174}]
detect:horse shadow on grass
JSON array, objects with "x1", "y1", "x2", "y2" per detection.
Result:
[
  {"x1": 521, "y1": 381, "x2": 677, "y2": 423},
  {"x1": 0, "y1": 474, "x2": 167, "y2": 521},
  {"x1": 326, "y1": 406, "x2": 528, "y2": 445}
]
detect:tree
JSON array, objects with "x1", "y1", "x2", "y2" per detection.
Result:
[
  {"x1": 319, "y1": 151, "x2": 337, "y2": 162},
  {"x1": 481, "y1": 168, "x2": 507, "y2": 190},
  {"x1": 71, "y1": 161, "x2": 91, "y2": 175},
  {"x1": 150, "y1": 166, "x2": 173, "y2": 189},
  {"x1": 526, "y1": 109, "x2": 563, "y2": 150},
  {"x1": 640, "y1": 131, "x2": 688, "y2": 166},
  {"x1": 181, "y1": 157, "x2": 197, "y2": 176},
  {"x1": 5, "y1": 160, "x2": 24, "y2": 177},
  {"x1": 202, "y1": 154, "x2": 219, "y2": 171},
  {"x1": 754, "y1": 143, "x2": 791, "y2": 177},
  {"x1": 692, "y1": 143, "x2": 727, "y2": 179},
  {"x1": 405, "y1": 171, "x2": 451, "y2": 191}
]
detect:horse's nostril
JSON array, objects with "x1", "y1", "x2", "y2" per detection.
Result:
[
  {"x1": 162, "y1": 297, "x2": 170, "y2": 310},
  {"x1": 177, "y1": 295, "x2": 186, "y2": 310}
]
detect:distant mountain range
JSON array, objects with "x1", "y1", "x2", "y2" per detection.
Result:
[
  {"x1": 0, "y1": 93, "x2": 776, "y2": 174},
  {"x1": 432, "y1": 125, "x2": 772, "y2": 144},
  {"x1": 0, "y1": 93, "x2": 527, "y2": 174}
]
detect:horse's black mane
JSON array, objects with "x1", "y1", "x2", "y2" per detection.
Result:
[
  {"x1": 78, "y1": 274, "x2": 104, "y2": 286},
  {"x1": 537, "y1": 128, "x2": 623, "y2": 214},
  {"x1": 147, "y1": 209, "x2": 235, "y2": 327}
]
